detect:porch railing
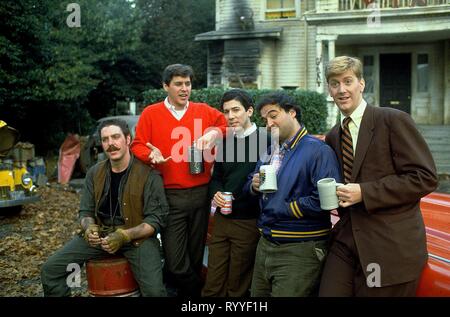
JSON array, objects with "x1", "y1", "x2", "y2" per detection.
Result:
[{"x1": 338, "y1": 0, "x2": 449, "y2": 11}]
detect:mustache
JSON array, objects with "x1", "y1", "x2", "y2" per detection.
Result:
[{"x1": 106, "y1": 145, "x2": 120, "y2": 152}]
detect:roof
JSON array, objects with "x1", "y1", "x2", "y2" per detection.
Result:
[{"x1": 195, "y1": 27, "x2": 283, "y2": 41}]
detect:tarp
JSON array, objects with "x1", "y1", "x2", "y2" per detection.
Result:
[
  {"x1": 58, "y1": 134, "x2": 80, "y2": 184},
  {"x1": 0, "y1": 121, "x2": 19, "y2": 156}
]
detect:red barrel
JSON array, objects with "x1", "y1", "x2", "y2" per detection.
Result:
[{"x1": 86, "y1": 256, "x2": 139, "y2": 297}]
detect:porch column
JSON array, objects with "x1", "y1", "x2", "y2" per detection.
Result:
[
  {"x1": 316, "y1": 35, "x2": 338, "y2": 94},
  {"x1": 317, "y1": 35, "x2": 339, "y2": 129},
  {"x1": 445, "y1": 39, "x2": 450, "y2": 124},
  {"x1": 328, "y1": 38, "x2": 335, "y2": 61},
  {"x1": 316, "y1": 39, "x2": 324, "y2": 93}
]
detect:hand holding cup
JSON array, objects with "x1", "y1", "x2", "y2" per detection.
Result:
[{"x1": 317, "y1": 178, "x2": 344, "y2": 210}]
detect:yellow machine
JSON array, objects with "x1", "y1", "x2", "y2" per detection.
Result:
[{"x1": 0, "y1": 120, "x2": 39, "y2": 209}]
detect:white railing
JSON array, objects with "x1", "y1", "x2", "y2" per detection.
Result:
[{"x1": 338, "y1": 0, "x2": 449, "y2": 11}]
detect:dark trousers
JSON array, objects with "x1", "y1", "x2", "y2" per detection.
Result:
[
  {"x1": 202, "y1": 214, "x2": 260, "y2": 297},
  {"x1": 41, "y1": 236, "x2": 166, "y2": 296},
  {"x1": 162, "y1": 184, "x2": 210, "y2": 297},
  {"x1": 319, "y1": 215, "x2": 420, "y2": 297}
]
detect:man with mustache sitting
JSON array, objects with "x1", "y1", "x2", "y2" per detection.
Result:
[{"x1": 41, "y1": 118, "x2": 169, "y2": 296}]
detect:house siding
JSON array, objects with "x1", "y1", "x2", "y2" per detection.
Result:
[{"x1": 202, "y1": 0, "x2": 450, "y2": 125}]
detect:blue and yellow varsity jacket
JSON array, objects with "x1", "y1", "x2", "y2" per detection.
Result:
[{"x1": 244, "y1": 127, "x2": 341, "y2": 243}]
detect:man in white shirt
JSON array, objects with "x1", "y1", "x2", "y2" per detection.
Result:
[
  {"x1": 202, "y1": 89, "x2": 269, "y2": 297},
  {"x1": 319, "y1": 56, "x2": 438, "y2": 296}
]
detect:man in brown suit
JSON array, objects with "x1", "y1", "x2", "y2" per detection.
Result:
[{"x1": 319, "y1": 56, "x2": 438, "y2": 296}]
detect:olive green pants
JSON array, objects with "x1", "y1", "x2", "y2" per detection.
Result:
[
  {"x1": 41, "y1": 235, "x2": 166, "y2": 297},
  {"x1": 251, "y1": 237, "x2": 328, "y2": 297}
]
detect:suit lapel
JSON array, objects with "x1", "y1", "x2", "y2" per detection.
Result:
[{"x1": 351, "y1": 105, "x2": 375, "y2": 182}]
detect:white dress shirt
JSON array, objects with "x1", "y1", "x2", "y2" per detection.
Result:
[{"x1": 339, "y1": 99, "x2": 367, "y2": 153}]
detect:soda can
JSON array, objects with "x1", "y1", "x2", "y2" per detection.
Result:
[
  {"x1": 188, "y1": 141, "x2": 204, "y2": 175},
  {"x1": 220, "y1": 192, "x2": 233, "y2": 215}
]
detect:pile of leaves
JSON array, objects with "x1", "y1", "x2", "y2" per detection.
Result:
[{"x1": 0, "y1": 185, "x2": 86, "y2": 297}]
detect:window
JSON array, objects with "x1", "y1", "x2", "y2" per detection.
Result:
[
  {"x1": 362, "y1": 55, "x2": 376, "y2": 105},
  {"x1": 363, "y1": 55, "x2": 374, "y2": 94},
  {"x1": 417, "y1": 54, "x2": 429, "y2": 93},
  {"x1": 265, "y1": 0, "x2": 298, "y2": 20}
]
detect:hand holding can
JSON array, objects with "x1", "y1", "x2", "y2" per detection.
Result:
[
  {"x1": 188, "y1": 141, "x2": 204, "y2": 174},
  {"x1": 220, "y1": 192, "x2": 233, "y2": 215}
]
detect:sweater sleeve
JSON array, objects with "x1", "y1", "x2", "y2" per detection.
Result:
[
  {"x1": 208, "y1": 139, "x2": 225, "y2": 199},
  {"x1": 208, "y1": 161, "x2": 225, "y2": 200},
  {"x1": 206, "y1": 104, "x2": 227, "y2": 137},
  {"x1": 131, "y1": 107, "x2": 153, "y2": 164}
]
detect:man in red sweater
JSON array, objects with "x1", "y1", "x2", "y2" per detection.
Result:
[{"x1": 131, "y1": 64, "x2": 227, "y2": 297}]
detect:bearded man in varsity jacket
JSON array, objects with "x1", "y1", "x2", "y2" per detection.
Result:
[
  {"x1": 131, "y1": 64, "x2": 227, "y2": 297},
  {"x1": 244, "y1": 92, "x2": 341, "y2": 297}
]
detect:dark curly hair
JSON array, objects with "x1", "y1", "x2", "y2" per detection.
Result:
[{"x1": 256, "y1": 91, "x2": 302, "y2": 123}]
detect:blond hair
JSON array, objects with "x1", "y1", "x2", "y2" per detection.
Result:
[{"x1": 325, "y1": 56, "x2": 363, "y2": 82}]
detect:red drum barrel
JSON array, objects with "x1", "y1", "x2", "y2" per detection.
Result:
[{"x1": 86, "y1": 256, "x2": 139, "y2": 297}]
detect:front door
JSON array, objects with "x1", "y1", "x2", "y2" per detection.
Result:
[{"x1": 380, "y1": 53, "x2": 411, "y2": 113}]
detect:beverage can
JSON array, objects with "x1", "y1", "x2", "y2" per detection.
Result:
[
  {"x1": 220, "y1": 192, "x2": 233, "y2": 215},
  {"x1": 188, "y1": 141, "x2": 204, "y2": 175}
]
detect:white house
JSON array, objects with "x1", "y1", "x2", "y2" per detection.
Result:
[
  {"x1": 196, "y1": 0, "x2": 450, "y2": 173},
  {"x1": 196, "y1": 0, "x2": 450, "y2": 125}
]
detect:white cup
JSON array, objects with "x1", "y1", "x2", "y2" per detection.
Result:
[
  {"x1": 317, "y1": 178, "x2": 344, "y2": 210},
  {"x1": 259, "y1": 165, "x2": 278, "y2": 193}
]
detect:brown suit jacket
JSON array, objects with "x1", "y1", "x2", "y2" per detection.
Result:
[{"x1": 325, "y1": 105, "x2": 438, "y2": 286}]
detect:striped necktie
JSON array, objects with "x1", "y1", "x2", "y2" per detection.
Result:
[{"x1": 341, "y1": 117, "x2": 354, "y2": 183}]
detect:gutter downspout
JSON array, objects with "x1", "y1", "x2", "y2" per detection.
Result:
[
  {"x1": 303, "y1": 1, "x2": 316, "y2": 90},
  {"x1": 303, "y1": 14, "x2": 308, "y2": 89}
]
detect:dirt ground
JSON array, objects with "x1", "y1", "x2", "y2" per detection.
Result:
[{"x1": 0, "y1": 184, "x2": 88, "y2": 297}]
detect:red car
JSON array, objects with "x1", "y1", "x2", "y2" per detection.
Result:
[
  {"x1": 203, "y1": 192, "x2": 450, "y2": 296},
  {"x1": 415, "y1": 192, "x2": 450, "y2": 296}
]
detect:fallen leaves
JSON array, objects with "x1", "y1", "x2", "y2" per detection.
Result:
[{"x1": 0, "y1": 184, "x2": 85, "y2": 297}]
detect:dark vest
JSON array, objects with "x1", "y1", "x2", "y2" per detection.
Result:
[{"x1": 93, "y1": 158, "x2": 151, "y2": 246}]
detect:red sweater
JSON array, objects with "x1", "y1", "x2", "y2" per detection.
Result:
[{"x1": 131, "y1": 101, "x2": 227, "y2": 189}]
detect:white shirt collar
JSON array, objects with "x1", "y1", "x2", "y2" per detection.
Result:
[
  {"x1": 340, "y1": 99, "x2": 367, "y2": 129},
  {"x1": 164, "y1": 97, "x2": 189, "y2": 120},
  {"x1": 234, "y1": 122, "x2": 257, "y2": 139}
]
